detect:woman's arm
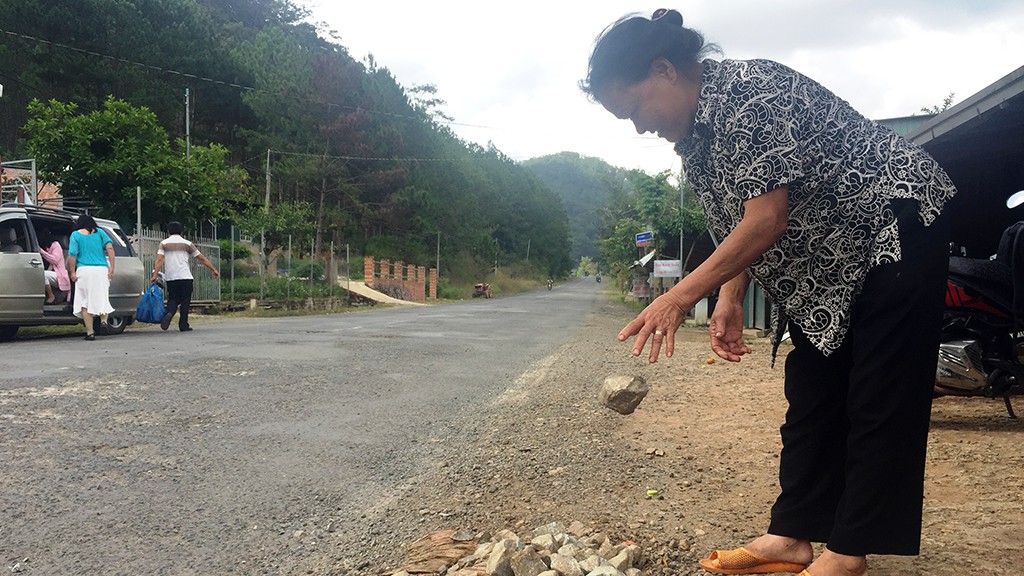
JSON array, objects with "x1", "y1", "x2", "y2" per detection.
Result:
[
  {"x1": 39, "y1": 243, "x2": 61, "y2": 266},
  {"x1": 105, "y1": 244, "x2": 116, "y2": 280},
  {"x1": 619, "y1": 185, "x2": 789, "y2": 362}
]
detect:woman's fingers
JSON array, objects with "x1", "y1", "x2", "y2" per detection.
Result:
[{"x1": 619, "y1": 298, "x2": 685, "y2": 362}]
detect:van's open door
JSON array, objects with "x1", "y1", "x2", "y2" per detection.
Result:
[{"x1": 0, "y1": 214, "x2": 45, "y2": 320}]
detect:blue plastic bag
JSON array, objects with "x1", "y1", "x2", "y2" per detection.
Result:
[{"x1": 136, "y1": 283, "x2": 165, "y2": 324}]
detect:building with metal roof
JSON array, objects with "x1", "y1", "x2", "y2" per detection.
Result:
[{"x1": 905, "y1": 65, "x2": 1024, "y2": 256}]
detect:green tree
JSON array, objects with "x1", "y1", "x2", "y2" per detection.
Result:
[
  {"x1": 23, "y1": 97, "x2": 248, "y2": 226},
  {"x1": 1, "y1": 0, "x2": 576, "y2": 287},
  {"x1": 234, "y1": 201, "x2": 315, "y2": 255},
  {"x1": 525, "y1": 152, "x2": 624, "y2": 262},
  {"x1": 233, "y1": 200, "x2": 316, "y2": 295},
  {"x1": 921, "y1": 92, "x2": 956, "y2": 115},
  {"x1": 598, "y1": 170, "x2": 705, "y2": 283}
]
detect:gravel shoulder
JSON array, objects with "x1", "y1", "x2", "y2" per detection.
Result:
[{"x1": 357, "y1": 295, "x2": 1024, "y2": 576}]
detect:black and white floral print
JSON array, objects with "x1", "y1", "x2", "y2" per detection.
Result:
[{"x1": 676, "y1": 59, "x2": 957, "y2": 355}]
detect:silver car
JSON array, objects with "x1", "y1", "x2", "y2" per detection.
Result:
[{"x1": 0, "y1": 204, "x2": 144, "y2": 340}]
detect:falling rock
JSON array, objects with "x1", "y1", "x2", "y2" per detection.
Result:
[{"x1": 599, "y1": 375, "x2": 650, "y2": 415}]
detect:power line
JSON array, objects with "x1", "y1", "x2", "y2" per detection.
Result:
[{"x1": 271, "y1": 149, "x2": 476, "y2": 163}]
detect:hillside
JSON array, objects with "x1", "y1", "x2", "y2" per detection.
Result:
[{"x1": 524, "y1": 152, "x2": 625, "y2": 264}]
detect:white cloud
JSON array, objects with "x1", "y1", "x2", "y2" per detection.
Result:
[{"x1": 306, "y1": 1, "x2": 1024, "y2": 175}]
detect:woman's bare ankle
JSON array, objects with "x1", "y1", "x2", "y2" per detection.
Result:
[
  {"x1": 805, "y1": 548, "x2": 867, "y2": 576},
  {"x1": 745, "y1": 534, "x2": 814, "y2": 565}
]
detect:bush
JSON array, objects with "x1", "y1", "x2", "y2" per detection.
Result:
[
  {"x1": 219, "y1": 239, "x2": 253, "y2": 261},
  {"x1": 290, "y1": 259, "x2": 324, "y2": 281},
  {"x1": 436, "y1": 280, "x2": 464, "y2": 300},
  {"x1": 223, "y1": 275, "x2": 339, "y2": 301},
  {"x1": 224, "y1": 276, "x2": 261, "y2": 299}
]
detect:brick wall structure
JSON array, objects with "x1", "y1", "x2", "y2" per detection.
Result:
[{"x1": 363, "y1": 256, "x2": 437, "y2": 302}]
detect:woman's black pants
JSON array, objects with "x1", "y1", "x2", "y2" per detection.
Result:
[{"x1": 767, "y1": 205, "x2": 950, "y2": 555}]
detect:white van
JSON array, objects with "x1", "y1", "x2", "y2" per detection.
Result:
[{"x1": 0, "y1": 203, "x2": 144, "y2": 340}]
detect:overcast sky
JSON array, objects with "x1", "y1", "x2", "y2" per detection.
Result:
[{"x1": 305, "y1": 1, "x2": 1024, "y2": 176}]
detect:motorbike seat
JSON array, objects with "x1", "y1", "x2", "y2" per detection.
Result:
[
  {"x1": 997, "y1": 221, "x2": 1024, "y2": 325},
  {"x1": 948, "y1": 256, "x2": 1013, "y2": 313}
]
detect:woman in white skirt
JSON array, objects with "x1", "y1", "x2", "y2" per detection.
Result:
[{"x1": 67, "y1": 214, "x2": 115, "y2": 340}]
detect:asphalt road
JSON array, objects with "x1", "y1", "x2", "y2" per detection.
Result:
[{"x1": 0, "y1": 279, "x2": 603, "y2": 574}]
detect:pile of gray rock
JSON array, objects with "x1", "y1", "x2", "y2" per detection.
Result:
[{"x1": 389, "y1": 521, "x2": 645, "y2": 576}]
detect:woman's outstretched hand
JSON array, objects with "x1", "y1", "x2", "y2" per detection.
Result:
[
  {"x1": 709, "y1": 300, "x2": 751, "y2": 362},
  {"x1": 618, "y1": 293, "x2": 688, "y2": 363}
]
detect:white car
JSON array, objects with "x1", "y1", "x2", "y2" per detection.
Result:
[{"x1": 0, "y1": 203, "x2": 144, "y2": 340}]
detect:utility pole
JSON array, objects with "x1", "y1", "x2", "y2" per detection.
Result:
[
  {"x1": 260, "y1": 149, "x2": 270, "y2": 300},
  {"x1": 436, "y1": 231, "x2": 440, "y2": 284},
  {"x1": 184, "y1": 88, "x2": 191, "y2": 160},
  {"x1": 678, "y1": 182, "x2": 685, "y2": 293}
]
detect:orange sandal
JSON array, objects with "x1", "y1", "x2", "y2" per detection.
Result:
[{"x1": 699, "y1": 547, "x2": 809, "y2": 574}]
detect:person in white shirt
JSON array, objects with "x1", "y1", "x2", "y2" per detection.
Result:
[{"x1": 150, "y1": 222, "x2": 220, "y2": 332}]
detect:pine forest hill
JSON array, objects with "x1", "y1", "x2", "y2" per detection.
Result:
[{"x1": 0, "y1": 0, "x2": 701, "y2": 287}]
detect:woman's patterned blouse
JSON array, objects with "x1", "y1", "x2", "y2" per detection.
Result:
[{"x1": 675, "y1": 59, "x2": 957, "y2": 356}]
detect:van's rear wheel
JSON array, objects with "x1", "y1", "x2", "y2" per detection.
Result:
[
  {"x1": 95, "y1": 315, "x2": 128, "y2": 335},
  {"x1": 0, "y1": 325, "x2": 19, "y2": 341}
]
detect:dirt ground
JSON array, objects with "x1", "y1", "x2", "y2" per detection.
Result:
[
  {"x1": 382, "y1": 296, "x2": 1024, "y2": 576},
  {"x1": 618, "y1": 325, "x2": 1024, "y2": 575}
]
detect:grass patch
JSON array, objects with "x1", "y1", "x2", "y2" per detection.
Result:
[{"x1": 14, "y1": 324, "x2": 83, "y2": 338}]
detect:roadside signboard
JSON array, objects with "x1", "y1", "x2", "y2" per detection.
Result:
[
  {"x1": 631, "y1": 277, "x2": 652, "y2": 297},
  {"x1": 635, "y1": 231, "x2": 653, "y2": 247},
  {"x1": 653, "y1": 259, "x2": 682, "y2": 278}
]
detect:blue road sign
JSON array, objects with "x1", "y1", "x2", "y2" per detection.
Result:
[{"x1": 635, "y1": 231, "x2": 653, "y2": 246}]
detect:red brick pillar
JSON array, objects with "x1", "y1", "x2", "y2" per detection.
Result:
[
  {"x1": 417, "y1": 266, "x2": 426, "y2": 301},
  {"x1": 364, "y1": 256, "x2": 374, "y2": 288},
  {"x1": 407, "y1": 264, "x2": 419, "y2": 301},
  {"x1": 429, "y1": 268, "x2": 437, "y2": 299},
  {"x1": 380, "y1": 260, "x2": 391, "y2": 284}
]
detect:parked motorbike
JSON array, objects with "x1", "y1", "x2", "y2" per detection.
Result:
[
  {"x1": 472, "y1": 282, "x2": 492, "y2": 299},
  {"x1": 936, "y1": 191, "x2": 1024, "y2": 417}
]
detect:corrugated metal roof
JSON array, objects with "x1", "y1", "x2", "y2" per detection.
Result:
[
  {"x1": 876, "y1": 114, "x2": 935, "y2": 137},
  {"x1": 906, "y1": 65, "x2": 1024, "y2": 149}
]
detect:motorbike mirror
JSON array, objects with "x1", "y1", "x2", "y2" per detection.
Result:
[{"x1": 1007, "y1": 190, "x2": 1024, "y2": 209}]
